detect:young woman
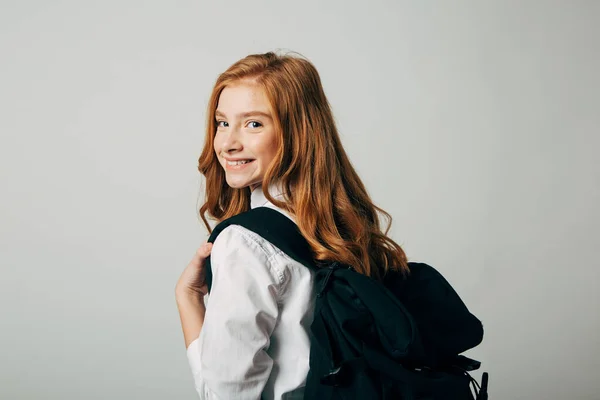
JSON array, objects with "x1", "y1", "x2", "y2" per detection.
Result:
[{"x1": 175, "y1": 51, "x2": 409, "y2": 399}]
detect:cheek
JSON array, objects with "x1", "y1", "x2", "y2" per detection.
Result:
[
  {"x1": 213, "y1": 136, "x2": 220, "y2": 156},
  {"x1": 256, "y1": 143, "x2": 277, "y2": 166},
  {"x1": 267, "y1": 142, "x2": 279, "y2": 162},
  {"x1": 261, "y1": 132, "x2": 279, "y2": 163}
]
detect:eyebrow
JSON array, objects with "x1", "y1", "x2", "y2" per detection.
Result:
[{"x1": 215, "y1": 110, "x2": 272, "y2": 120}]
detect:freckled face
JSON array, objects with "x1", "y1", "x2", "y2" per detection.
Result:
[{"x1": 213, "y1": 82, "x2": 278, "y2": 190}]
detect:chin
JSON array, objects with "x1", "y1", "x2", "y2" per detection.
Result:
[
  {"x1": 224, "y1": 176, "x2": 251, "y2": 189},
  {"x1": 225, "y1": 181, "x2": 248, "y2": 189}
]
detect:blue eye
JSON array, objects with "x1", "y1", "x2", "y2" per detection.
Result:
[
  {"x1": 217, "y1": 121, "x2": 228, "y2": 127},
  {"x1": 248, "y1": 121, "x2": 262, "y2": 128}
]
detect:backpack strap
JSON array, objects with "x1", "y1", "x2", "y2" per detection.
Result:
[{"x1": 204, "y1": 207, "x2": 317, "y2": 292}]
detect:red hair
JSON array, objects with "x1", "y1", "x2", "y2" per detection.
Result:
[{"x1": 198, "y1": 51, "x2": 408, "y2": 279}]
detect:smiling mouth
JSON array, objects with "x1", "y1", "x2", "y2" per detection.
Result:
[
  {"x1": 226, "y1": 159, "x2": 254, "y2": 166},
  {"x1": 224, "y1": 159, "x2": 256, "y2": 170}
]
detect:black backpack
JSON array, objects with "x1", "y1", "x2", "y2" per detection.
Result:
[{"x1": 205, "y1": 207, "x2": 489, "y2": 399}]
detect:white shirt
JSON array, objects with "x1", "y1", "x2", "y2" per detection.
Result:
[{"x1": 186, "y1": 186, "x2": 316, "y2": 400}]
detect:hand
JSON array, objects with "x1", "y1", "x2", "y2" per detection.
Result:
[{"x1": 175, "y1": 242, "x2": 213, "y2": 301}]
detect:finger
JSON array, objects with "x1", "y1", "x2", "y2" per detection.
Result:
[{"x1": 195, "y1": 243, "x2": 213, "y2": 258}]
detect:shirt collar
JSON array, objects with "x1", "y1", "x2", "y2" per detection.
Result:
[{"x1": 251, "y1": 182, "x2": 285, "y2": 209}]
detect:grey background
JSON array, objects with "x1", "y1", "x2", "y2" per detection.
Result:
[{"x1": 1, "y1": 1, "x2": 598, "y2": 399}]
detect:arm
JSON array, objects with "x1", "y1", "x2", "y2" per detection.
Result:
[
  {"x1": 176, "y1": 293, "x2": 206, "y2": 349},
  {"x1": 185, "y1": 226, "x2": 282, "y2": 399},
  {"x1": 176, "y1": 243, "x2": 212, "y2": 349}
]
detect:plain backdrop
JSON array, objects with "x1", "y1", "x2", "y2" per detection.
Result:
[{"x1": 1, "y1": 1, "x2": 598, "y2": 399}]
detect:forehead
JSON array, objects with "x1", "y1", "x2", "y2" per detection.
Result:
[{"x1": 216, "y1": 81, "x2": 271, "y2": 115}]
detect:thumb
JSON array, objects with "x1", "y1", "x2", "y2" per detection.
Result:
[{"x1": 196, "y1": 242, "x2": 213, "y2": 259}]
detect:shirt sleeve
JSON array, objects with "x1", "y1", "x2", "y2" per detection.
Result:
[{"x1": 186, "y1": 225, "x2": 283, "y2": 400}]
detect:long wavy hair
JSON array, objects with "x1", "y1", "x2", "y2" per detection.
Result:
[{"x1": 198, "y1": 51, "x2": 408, "y2": 279}]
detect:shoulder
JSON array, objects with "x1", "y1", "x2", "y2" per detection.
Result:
[
  {"x1": 212, "y1": 224, "x2": 284, "y2": 261},
  {"x1": 210, "y1": 224, "x2": 288, "y2": 287}
]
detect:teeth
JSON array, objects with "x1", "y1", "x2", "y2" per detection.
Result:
[{"x1": 227, "y1": 160, "x2": 251, "y2": 166}]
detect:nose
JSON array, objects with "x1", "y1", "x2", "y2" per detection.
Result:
[{"x1": 220, "y1": 128, "x2": 243, "y2": 154}]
